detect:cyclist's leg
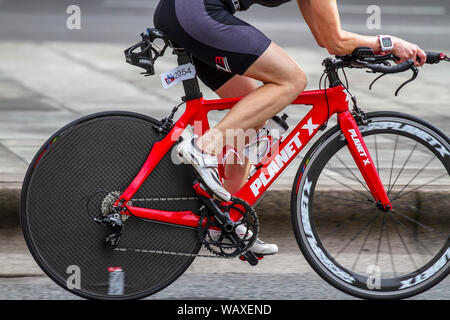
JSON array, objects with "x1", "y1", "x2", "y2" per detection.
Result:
[
  {"x1": 215, "y1": 75, "x2": 259, "y2": 194},
  {"x1": 192, "y1": 59, "x2": 258, "y2": 194},
  {"x1": 196, "y1": 51, "x2": 307, "y2": 194},
  {"x1": 154, "y1": 0, "x2": 307, "y2": 153},
  {"x1": 215, "y1": 74, "x2": 259, "y2": 99},
  {"x1": 154, "y1": 0, "x2": 306, "y2": 207},
  {"x1": 193, "y1": 62, "x2": 258, "y2": 194},
  {"x1": 199, "y1": 41, "x2": 307, "y2": 154}
]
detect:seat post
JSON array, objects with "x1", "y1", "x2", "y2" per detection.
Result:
[{"x1": 173, "y1": 49, "x2": 203, "y2": 101}]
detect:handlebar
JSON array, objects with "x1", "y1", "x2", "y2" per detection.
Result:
[
  {"x1": 364, "y1": 59, "x2": 414, "y2": 74},
  {"x1": 329, "y1": 48, "x2": 448, "y2": 74},
  {"x1": 425, "y1": 51, "x2": 449, "y2": 64},
  {"x1": 324, "y1": 48, "x2": 448, "y2": 96}
]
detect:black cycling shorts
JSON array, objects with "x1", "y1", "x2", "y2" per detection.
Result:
[{"x1": 153, "y1": 0, "x2": 272, "y2": 91}]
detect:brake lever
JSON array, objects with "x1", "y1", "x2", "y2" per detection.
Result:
[
  {"x1": 394, "y1": 65, "x2": 419, "y2": 96},
  {"x1": 367, "y1": 60, "x2": 393, "y2": 90},
  {"x1": 369, "y1": 73, "x2": 388, "y2": 91}
]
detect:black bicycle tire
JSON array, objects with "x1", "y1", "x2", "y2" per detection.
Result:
[
  {"x1": 291, "y1": 111, "x2": 449, "y2": 299},
  {"x1": 20, "y1": 111, "x2": 202, "y2": 300}
]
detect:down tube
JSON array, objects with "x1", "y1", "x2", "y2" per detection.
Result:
[{"x1": 235, "y1": 107, "x2": 328, "y2": 206}]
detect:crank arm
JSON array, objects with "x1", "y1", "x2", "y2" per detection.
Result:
[{"x1": 193, "y1": 180, "x2": 233, "y2": 228}]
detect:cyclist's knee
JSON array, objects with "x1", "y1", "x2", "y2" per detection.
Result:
[
  {"x1": 278, "y1": 66, "x2": 307, "y2": 99},
  {"x1": 289, "y1": 67, "x2": 308, "y2": 95}
]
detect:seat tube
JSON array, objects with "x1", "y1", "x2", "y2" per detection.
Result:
[
  {"x1": 173, "y1": 49, "x2": 203, "y2": 101},
  {"x1": 338, "y1": 111, "x2": 392, "y2": 210}
]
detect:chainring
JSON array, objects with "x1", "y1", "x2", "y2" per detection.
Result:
[{"x1": 197, "y1": 197, "x2": 259, "y2": 258}]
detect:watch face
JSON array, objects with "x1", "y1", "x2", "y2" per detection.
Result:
[{"x1": 382, "y1": 37, "x2": 392, "y2": 48}]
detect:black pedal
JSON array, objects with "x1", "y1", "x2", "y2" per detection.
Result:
[{"x1": 240, "y1": 251, "x2": 263, "y2": 266}]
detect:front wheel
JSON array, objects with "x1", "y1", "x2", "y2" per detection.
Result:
[{"x1": 291, "y1": 111, "x2": 449, "y2": 299}]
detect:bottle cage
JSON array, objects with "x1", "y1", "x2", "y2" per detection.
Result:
[{"x1": 124, "y1": 28, "x2": 170, "y2": 76}]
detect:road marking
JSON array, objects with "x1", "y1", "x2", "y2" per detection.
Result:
[
  {"x1": 339, "y1": 4, "x2": 447, "y2": 16},
  {"x1": 101, "y1": 0, "x2": 157, "y2": 9}
]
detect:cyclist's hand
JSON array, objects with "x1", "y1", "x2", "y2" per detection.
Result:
[{"x1": 391, "y1": 37, "x2": 426, "y2": 67}]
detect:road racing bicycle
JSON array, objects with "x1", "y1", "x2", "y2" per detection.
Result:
[{"x1": 20, "y1": 28, "x2": 450, "y2": 299}]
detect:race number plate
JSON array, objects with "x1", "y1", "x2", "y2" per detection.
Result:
[{"x1": 160, "y1": 63, "x2": 196, "y2": 89}]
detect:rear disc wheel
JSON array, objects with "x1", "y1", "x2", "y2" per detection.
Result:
[{"x1": 21, "y1": 112, "x2": 202, "y2": 300}]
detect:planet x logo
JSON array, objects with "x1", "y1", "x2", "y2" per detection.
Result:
[
  {"x1": 250, "y1": 132, "x2": 302, "y2": 196},
  {"x1": 348, "y1": 129, "x2": 371, "y2": 166}
]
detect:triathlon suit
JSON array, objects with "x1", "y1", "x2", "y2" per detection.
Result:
[{"x1": 153, "y1": 0, "x2": 292, "y2": 91}]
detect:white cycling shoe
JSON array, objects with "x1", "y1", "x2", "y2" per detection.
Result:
[
  {"x1": 209, "y1": 224, "x2": 279, "y2": 256},
  {"x1": 177, "y1": 134, "x2": 231, "y2": 202}
]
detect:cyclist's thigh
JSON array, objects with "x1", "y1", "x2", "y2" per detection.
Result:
[
  {"x1": 243, "y1": 42, "x2": 306, "y2": 88},
  {"x1": 214, "y1": 73, "x2": 259, "y2": 98},
  {"x1": 192, "y1": 57, "x2": 236, "y2": 92},
  {"x1": 153, "y1": 0, "x2": 272, "y2": 91}
]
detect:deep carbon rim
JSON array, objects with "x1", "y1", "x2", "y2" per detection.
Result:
[
  {"x1": 20, "y1": 112, "x2": 202, "y2": 300},
  {"x1": 293, "y1": 113, "x2": 449, "y2": 299}
]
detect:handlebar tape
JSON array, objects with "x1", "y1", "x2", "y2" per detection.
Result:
[{"x1": 366, "y1": 59, "x2": 414, "y2": 74}]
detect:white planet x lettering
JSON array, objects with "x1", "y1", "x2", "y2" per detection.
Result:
[
  {"x1": 250, "y1": 132, "x2": 302, "y2": 197},
  {"x1": 301, "y1": 177, "x2": 356, "y2": 284},
  {"x1": 302, "y1": 118, "x2": 319, "y2": 136},
  {"x1": 348, "y1": 129, "x2": 371, "y2": 166},
  {"x1": 399, "y1": 248, "x2": 450, "y2": 289},
  {"x1": 301, "y1": 177, "x2": 313, "y2": 237},
  {"x1": 359, "y1": 121, "x2": 450, "y2": 159}
]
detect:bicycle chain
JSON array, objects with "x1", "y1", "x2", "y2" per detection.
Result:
[
  {"x1": 130, "y1": 197, "x2": 198, "y2": 202},
  {"x1": 105, "y1": 194, "x2": 232, "y2": 259},
  {"x1": 102, "y1": 194, "x2": 253, "y2": 260},
  {"x1": 112, "y1": 246, "x2": 234, "y2": 259}
]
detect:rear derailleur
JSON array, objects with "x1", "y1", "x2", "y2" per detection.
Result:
[
  {"x1": 94, "y1": 212, "x2": 124, "y2": 248},
  {"x1": 94, "y1": 192, "x2": 129, "y2": 248}
]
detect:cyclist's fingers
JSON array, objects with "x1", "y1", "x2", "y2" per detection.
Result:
[
  {"x1": 395, "y1": 56, "x2": 407, "y2": 65},
  {"x1": 416, "y1": 48, "x2": 427, "y2": 67},
  {"x1": 410, "y1": 46, "x2": 419, "y2": 66}
]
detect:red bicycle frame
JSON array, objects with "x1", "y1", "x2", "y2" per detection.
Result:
[{"x1": 116, "y1": 84, "x2": 392, "y2": 227}]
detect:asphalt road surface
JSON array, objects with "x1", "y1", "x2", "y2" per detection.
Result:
[
  {"x1": 1, "y1": 222, "x2": 449, "y2": 300},
  {"x1": 1, "y1": 255, "x2": 450, "y2": 300},
  {"x1": 0, "y1": 273, "x2": 449, "y2": 300}
]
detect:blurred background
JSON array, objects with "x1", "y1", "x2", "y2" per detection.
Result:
[
  {"x1": 0, "y1": 0, "x2": 449, "y2": 46},
  {"x1": 0, "y1": 0, "x2": 449, "y2": 299}
]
